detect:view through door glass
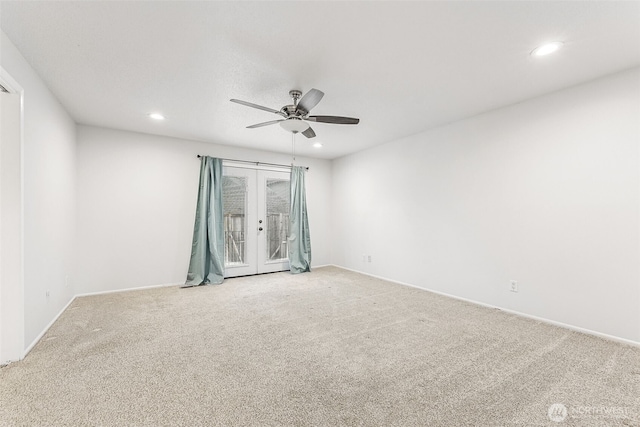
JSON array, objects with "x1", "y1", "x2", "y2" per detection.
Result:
[
  {"x1": 222, "y1": 175, "x2": 247, "y2": 266},
  {"x1": 222, "y1": 167, "x2": 256, "y2": 278},
  {"x1": 265, "y1": 178, "x2": 290, "y2": 262}
]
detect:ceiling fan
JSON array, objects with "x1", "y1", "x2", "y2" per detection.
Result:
[{"x1": 230, "y1": 89, "x2": 359, "y2": 138}]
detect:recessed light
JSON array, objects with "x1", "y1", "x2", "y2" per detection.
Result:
[
  {"x1": 313, "y1": 142, "x2": 323, "y2": 148},
  {"x1": 148, "y1": 113, "x2": 165, "y2": 120},
  {"x1": 531, "y1": 42, "x2": 563, "y2": 57}
]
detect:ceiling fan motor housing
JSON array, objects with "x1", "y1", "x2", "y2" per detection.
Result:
[{"x1": 282, "y1": 105, "x2": 299, "y2": 117}]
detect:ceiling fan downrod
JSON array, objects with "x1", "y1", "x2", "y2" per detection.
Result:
[
  {"x1": 289, "y1": 90, "x2": 302, "y2": 107},
  {"x1": 282, "y1": 90, "x2": 302, "y2": 117}
]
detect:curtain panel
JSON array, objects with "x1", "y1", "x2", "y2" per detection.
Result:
[
  {"x1": 184, "y1": 156, "x2": 225, "y2": 286},
  {"x1": 288, "y1": 166, "x2": 311, "y2": 273}
]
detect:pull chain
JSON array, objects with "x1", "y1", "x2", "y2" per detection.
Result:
[{"x1": 291, "y1": 132, "x2": 296, "y2": 164}]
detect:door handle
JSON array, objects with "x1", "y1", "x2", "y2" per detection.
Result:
[{"x1": 258, "y1": 227, "x2": 263, "y2": 231}]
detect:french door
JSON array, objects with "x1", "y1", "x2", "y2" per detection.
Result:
[{"x1": 222, "y1": 166, "x2": 290, "y2": 277}]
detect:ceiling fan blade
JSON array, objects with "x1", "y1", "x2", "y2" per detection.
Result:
[
  {"x1": 230, "y1": 99, "x2": 284, "y2": 116},
  {"x1": 302, "y1": 126, "x2": 316, "y2": 138},
  {"x1": 246, "y1": 119, "x2": 284, "y2": 129},
  {"x1": 296, "y1": 89, "x2": 324, "y2": 115},
  {"x1": 306, "y1": 115, "x2": 359, "y2": 125}
]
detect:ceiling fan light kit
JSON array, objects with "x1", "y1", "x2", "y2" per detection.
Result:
[
  {"x1": 230, "y1": 88, "x2": 359, "y2": 139},
  {"x1": 279, "y1": 118, "x2": 308, "y2": 133}
]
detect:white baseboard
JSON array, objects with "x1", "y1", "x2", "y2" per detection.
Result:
[
  {"x1": 22, "y1": 282, "x2": 181, "y2": 359},
  {"x1": 74, "y1": 281, "x2": 180, "y2": 298},
  {"x1": 23, "y1": 295, "x2": 76, "y2": 359},
  {"x1": 331, "y1": 264, "x2": 640, "y2": 348}
]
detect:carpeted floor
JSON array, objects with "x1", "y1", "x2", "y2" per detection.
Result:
[{"x1": 1, "y1": 266, "x2": 638, "y2": 426}]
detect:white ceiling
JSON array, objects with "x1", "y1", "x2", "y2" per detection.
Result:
[{"x1": 1, "y1": 1, "x2": 639, "y2": 159}]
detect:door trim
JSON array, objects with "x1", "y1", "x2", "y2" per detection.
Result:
[{"x1": 222, "y1": 166, "x2": 290, "y2": 278}]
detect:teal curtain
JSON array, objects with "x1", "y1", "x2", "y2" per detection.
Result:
[
  {"x1": 288, "y1": 166, "x2": 311, "y2": 273},
  {"x1": 184, "y1": 156, "x2": 225, "y2": 287}
]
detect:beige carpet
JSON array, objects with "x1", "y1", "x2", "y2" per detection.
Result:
[{"x1": 1, "y1": 266, "x2": 638, "y2": 426}]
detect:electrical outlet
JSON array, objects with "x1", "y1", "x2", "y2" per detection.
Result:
[
  {"x1": 367, "y1": 255, "x2": 372, "y2": 263},
  {"x1": 510, "y1": 280, "x2": 518, "y2": 293},
  {"x1": 46, "y1": 290, "x2": 51, "y2": 298}
]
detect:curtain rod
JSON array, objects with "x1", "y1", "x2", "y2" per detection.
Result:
[{"x1": 196, "y1": 155, "x2": 309, "y2": 170}]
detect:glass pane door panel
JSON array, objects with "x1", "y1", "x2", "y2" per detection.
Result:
[
  {"x1": 222, "y1": 175, "x2": 247, "y2": 266},
  {"x1": 222, "y1": 167, "x2": 289, "y2": 277},
  {"x1": 265, "y1": 178, "x2": 290, "y2": 262}
]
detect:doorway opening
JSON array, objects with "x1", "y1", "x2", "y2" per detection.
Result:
[{"x1": 222, "y1": 166, "x2": 290, "y2": 278}]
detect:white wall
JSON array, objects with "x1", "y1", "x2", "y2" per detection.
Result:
[
  {"x1": 332, "y1": 68, "x2": 640, "y2": 343},
  {"x1": 0, "y1": 30, "x2": 77, "y2": 351},
  {"x1": 76, "y1": 125, "x2": 332, "y2": 294},
  {"x1": 0, "y1": 90, "x2": 23, "y2": 363}
]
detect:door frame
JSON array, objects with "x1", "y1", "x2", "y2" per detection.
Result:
[
  {"x1": 221, "y1": 166, "x2": 257, "y2": 278},
  {"x1": 222, "y1": 163, "x2": 290, "y2": 278},
  {"x1": 256, "y1": 169, "x2": 291, "y2": 274}
]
